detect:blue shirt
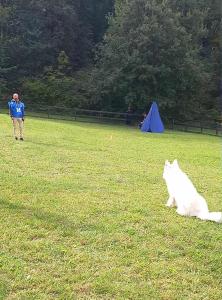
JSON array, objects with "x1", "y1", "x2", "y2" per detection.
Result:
[{"x1": 8, "y1": 100, "x2": 25, "y2": 118}]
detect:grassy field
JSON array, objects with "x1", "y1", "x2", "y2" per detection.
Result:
[{"x1": 0, "y1": 114, "x2": 221, "y2": 300}]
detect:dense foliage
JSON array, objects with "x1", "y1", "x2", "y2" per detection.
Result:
[{"x1": 0, "y1": 0, "x2": 221, "y2": 119}]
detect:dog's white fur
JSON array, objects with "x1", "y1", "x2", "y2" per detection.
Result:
[{"x1": 163, "y1": 160, "x2": 222, "y2": 223}]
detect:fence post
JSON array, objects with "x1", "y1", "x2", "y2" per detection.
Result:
[
  {"x1": 47, "y1": 108, "x2": 50, "y2": 118},
  {"x1": 172, "y1": 119, "x2": 174, "y2": 130},
  {"x1": 74, "y1": 110, "x2": 77, "y2": 121},
  {"x1": 200, "y1": 122, "x2": 203, "y2": 133}
]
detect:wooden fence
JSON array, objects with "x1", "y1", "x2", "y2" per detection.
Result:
[{"x1": 1, "y1": 103, "x2": 221, "y2": 136}]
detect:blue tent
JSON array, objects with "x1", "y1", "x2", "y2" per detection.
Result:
[{"x1": 141, "y1": 101, "x2": 164, "y2": 133}]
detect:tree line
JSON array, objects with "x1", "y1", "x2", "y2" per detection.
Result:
[{"x1": 0, "y1": 0, "x2": 221, "y2": 120}]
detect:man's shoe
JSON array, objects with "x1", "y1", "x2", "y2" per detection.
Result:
[
  {"x1": 20, "y1": 137, "x2": 24, "y2": 141},
  {"x1": 15, "y1": 137, "x2": 18, "y2": 140}
]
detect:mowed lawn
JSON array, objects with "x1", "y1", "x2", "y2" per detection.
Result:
[{"x1": 0, "y1": 114, "x2": 221, "y2": 300}]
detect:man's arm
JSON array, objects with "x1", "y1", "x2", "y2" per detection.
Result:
[{"x1": 22, "y1": 103, "x2": 25, "y2": 121}]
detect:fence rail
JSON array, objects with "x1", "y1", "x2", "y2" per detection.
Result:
[
  {"x1": 1, "y1": 103, "x2": 221, "y2": 136},
  {"x1": 170, "y1": 119, "x2": 222, "y2": 136},
  {"x1": 25, "y1": 105, "x2": 142, "y2": 124}
]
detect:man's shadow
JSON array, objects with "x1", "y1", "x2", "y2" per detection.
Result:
[{"x1": 1, "y1": 198, "x2": 79, "y2": 235}]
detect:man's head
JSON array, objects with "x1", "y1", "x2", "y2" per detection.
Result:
[{"x1": 13, "y1": 93, "x2": 19, "y2": 101}]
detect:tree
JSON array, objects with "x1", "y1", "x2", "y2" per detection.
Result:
[
  {"x1": 92, "y1": 0, "x2": 217, "y2": 119},
  {"x1": 0, "y1": 2, "x2": 17, "y2": 97},
  {"x1": 0, "y1": 0, "x2": 114, "y2": 102}
]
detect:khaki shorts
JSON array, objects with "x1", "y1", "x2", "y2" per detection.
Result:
[{"x1": 12, "y1": 118, "x2": 24, "y2": 138}]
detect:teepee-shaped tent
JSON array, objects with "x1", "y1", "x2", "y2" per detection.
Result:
[{"x1": 141, "y1": 101, "x2": 164, "y2": 133}]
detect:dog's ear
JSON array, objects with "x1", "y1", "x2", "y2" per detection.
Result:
[
  {"x1": 172, "y1": 159, "x2": 179, "y2": 168},
  {"x1": 165, "y1": 160, "x2": 171, "y2": 167}
]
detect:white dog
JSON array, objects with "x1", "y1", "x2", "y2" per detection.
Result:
[{"x1": 163, "y1": 160, "x2": 222, "y2": 223}]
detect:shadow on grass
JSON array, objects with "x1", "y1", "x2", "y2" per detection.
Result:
[
  {"x1": 25, "y1": 139, "x2": 59, "y2": 148},
  {"x1": 0, "y1": 198, "x2": 78, "y2": 235}
]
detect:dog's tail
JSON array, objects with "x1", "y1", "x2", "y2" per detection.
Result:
[{"x1": 198, "y1": 212, "x2": 222, "y2": 223}]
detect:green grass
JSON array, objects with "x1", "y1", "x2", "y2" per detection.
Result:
[{"x1": 0, "y1": 114, "x2": 221, "y2": 300}]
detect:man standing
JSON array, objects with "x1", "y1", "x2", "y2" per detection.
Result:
[{"x1": 8, "y1": 93, "x2": 25, "y2": 141}]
